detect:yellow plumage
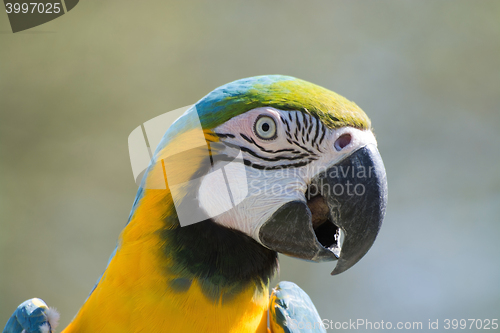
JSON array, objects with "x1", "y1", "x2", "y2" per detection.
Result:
[{"x1": 62, "y1": 130, "x2": 271, "y2": 333}]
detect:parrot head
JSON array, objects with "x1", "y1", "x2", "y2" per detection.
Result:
[{"x1": 146, "y1": 75, "x2": 387, "y2": 275}]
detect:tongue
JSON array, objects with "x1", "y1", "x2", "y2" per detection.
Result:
[{"x1": 307, "y1": 194, "x2": 330, "y2": 229}]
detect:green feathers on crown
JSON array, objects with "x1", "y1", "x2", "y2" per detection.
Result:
[{"x1": 196, "y1": 75, "x2": 371, "y2": 131}]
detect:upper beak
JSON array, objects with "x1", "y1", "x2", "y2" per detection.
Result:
[{"x1": 258, "y1": 144, "x2": 388, "y2": 275}]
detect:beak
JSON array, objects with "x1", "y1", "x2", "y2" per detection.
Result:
[{"x1": 258, "y1": 144, "x2": 387, "y2": 275}]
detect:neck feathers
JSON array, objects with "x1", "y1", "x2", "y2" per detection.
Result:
[
  {"x1": 63, "y1": 188, "x2": 276, "y2": 333},
  {"x1": 127, "y1": 186, "x2": 278, "y2": 300}
]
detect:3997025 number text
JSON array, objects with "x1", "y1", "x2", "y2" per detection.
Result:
[{"x1": 5, "y1": 3, "x2": 62, "y2": 14}]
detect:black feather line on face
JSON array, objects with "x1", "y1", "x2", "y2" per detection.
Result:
[
  {"x1": 243, "y1": 158, "x2": 314, "y2": 170},
  {"x1": 282, "y1": 117, "x2": 291, "y2": 134},
  {"x1": 214, "y1": 132, "x2": 236, "y2": 139},
  {"x1": 221, "y1": 140, "x2": 307, "y2": 162},
  {"x1": 319, "y1": 123, "x2": 327, "y2": 146},
  {"x1": 307, "y1": 115, "x2": 314, "y2": 137},
  {"x1": 293, "y1": 114, "x2": 299, "y2": 140},
  {"x1": 303, "y1": 112, "x2": 309, "y2": 129},
  {"x1": 240, "y1": 133, "x2": 254, "y2": 144},
  {"x1": 291, "y1": 140, "x2": 317, "y2": 156},
  {"x1": 239, "y1": 133, "x2": 298, "y2": 154},
  {"x1": 239, "y1": 146, "x2": 309, "y2": 162},
  {"x1": 312, "y1": 116, "x2": 320, "y2": 147}
]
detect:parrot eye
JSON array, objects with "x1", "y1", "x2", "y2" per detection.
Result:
[{"x1": 254, "y1": 116, "x2": 277, "y2": 140}]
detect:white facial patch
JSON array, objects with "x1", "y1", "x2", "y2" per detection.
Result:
[{"x1": 197, "y1": 107, "x2": 377, "y2": 244}]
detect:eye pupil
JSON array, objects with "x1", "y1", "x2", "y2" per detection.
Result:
[{"x1": 254, "y1": 115, "x2": 277, "y2": 140}]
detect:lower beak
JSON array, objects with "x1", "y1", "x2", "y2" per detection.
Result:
[{"x1": 258, "y1": 144, "x2": 388, "y2": 275}]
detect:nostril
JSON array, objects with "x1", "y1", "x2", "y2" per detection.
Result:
[{"x1": 334, "y1": 134, "x2": 351, "y2": 151}]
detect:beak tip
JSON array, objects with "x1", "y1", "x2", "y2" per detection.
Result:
[{"x1": 330, "y1": 259, "x2": 351, "y2": 275}]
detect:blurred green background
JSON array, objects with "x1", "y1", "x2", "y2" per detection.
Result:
[{"x1": 1, "y1": 1, "x2": 499, "y2": 331}]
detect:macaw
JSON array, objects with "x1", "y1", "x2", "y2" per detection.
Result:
[{"x1": 3, "y1": 75, "x2": 387, "y2": 333}]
